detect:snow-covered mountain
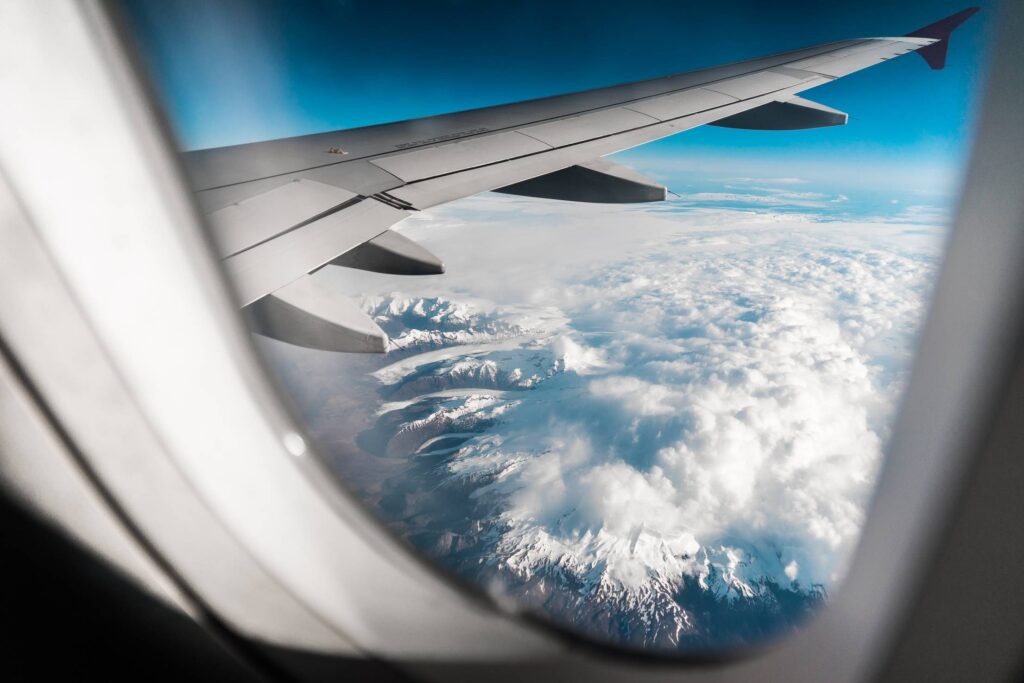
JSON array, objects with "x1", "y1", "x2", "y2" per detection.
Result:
[
  {"x1": 263, "y1": 195, "x2": 944, "y2": 653},
  {"x1": 353, "y1": 292, "x2": 858, "y2": 650}
]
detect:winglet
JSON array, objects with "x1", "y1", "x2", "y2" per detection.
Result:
[{"x1": 906, "y1": 7, "x2": 980, "y2": 70}]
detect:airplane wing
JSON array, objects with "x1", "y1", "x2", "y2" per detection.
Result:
[{"x1": 183, "y1": 7, "x2": 978, "y2": 353}]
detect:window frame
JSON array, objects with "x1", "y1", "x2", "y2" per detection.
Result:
[{"x1": 0, "y1": 1, "x2": 1022, "y2": 680}]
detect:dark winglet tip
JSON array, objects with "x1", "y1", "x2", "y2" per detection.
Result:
[
  {"x1": 906, "y1": 7, "x2": 980, "y2": 70},
  {"x1": 907, "y1": 6, "x2": 980, "y2": 39}
]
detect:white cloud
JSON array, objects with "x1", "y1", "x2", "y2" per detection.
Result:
[
  {"x1": 613, "y1": 150, "x2": 963, "y2": 195},
  {"x1": 310, "y1": 192, "x2": 947, "y2": 599},
  {"x1": 727, "y1": 177, "x2": 809, "y2": 185},
  {"x1": 678, "y1": 191, "x2": 829, "y2": 208}
]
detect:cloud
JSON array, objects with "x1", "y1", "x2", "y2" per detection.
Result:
[
  {"x1": 678, "y1": 191, "x2": 828, "y2": 208},
  {"x1": 727, "y1": 177, "x2": 809, "y2": 185},
  {"x1": 589, "y1": 376, "x2": 677, "y2": 416},
  {"x1": 673, "y1": 186, "x2": 847, "y2": 210},
  {"x1": 613, "y1": 150, "x2": 963, "y2": 196},
  {"x1": 892, "y1": 204, "x2": 950, "y2": 224},
  {"x1": 304, "y1": 192, "x2": 947, "y2": 600}
]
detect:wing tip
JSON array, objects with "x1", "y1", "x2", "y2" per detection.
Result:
[{"x1": 906, "y1": 7, "x2": 980, "y2": 70}]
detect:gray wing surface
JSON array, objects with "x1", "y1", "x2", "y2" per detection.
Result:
[{"x1": 184, "y1": 8, "x2": 977, "y2": 352}]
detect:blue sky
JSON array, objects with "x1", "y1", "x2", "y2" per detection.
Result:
[{"x1": 120, "y1": 0, "x2": 992, "y2": 197}]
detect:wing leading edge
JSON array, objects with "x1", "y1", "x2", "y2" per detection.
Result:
[{"x1": 186, "y1": 8, "x2": 978, "y2": 353}]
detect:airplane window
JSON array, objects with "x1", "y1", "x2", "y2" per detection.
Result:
[{"x1": 117, "y1": 0, "x2": 990, "y2": 656}]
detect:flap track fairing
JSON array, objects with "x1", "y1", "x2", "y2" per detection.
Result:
[
  {"x1": 246, "y1": 275, "x2": 388, "y2": 353},
  {"x1": 495, "y1": 158, "x2": 667, "y2": 204},
  {"x1": 330, "y1": 229, "x2": 444, "y2": 275},
  {"x1": 710, "y1": 96, "x2": 848, "y2": 131}
]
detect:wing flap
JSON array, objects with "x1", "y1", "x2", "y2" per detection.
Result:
[
  {"x1": 224, "y1": 197, "x2": 409, "y2": 306},
  {"x1": 207, "y1": 179, "x2": 357, "y2": 258},
  {"x1": 196, "y1": 160, "x2": 404, "y2": 214}
]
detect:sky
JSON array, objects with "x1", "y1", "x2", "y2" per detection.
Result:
[{"x1": 119, "y1": 0, "x2": 993, "y2": 196}]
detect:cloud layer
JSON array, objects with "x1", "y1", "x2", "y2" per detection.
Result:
[{"x1": 295, "y1": 190, "x2": 947, "y2": 646}]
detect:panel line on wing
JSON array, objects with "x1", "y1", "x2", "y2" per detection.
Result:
[
  {"x1": 225, "y1": 196, "x2": 409, "y2": 306},
  {"x1": 224, "y1": 195, "x2": 365, "y2": 259}
]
